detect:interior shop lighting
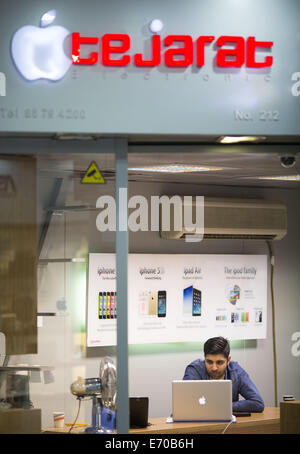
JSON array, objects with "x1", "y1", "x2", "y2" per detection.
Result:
[
  {"x1": 128, "y1": 165, "x2": 223, "y2": 173},
  {"x1": 218, "y1": 136, "x2": 266, "y2": 144},
  {"x1": 54, "y1": 134, "x2": 96, "y2": 140},
  {"x1": 257, "y1": 175, "x2": 300, "y2": 181},
  {"x1": 38, "y1": 258, "x2": 86, "y2": 264}
]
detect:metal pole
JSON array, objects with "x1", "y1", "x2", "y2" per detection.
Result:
[{"x1": 115, "y1": 139, "x2": 129, "y2": 434}]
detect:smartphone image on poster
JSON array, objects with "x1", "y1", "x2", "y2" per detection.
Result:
[
  {"x1": 106, "y1": 292, "x2": 111, "y2": 319},
  {"x1": 183, "y1": 285, "x2": 193, "y2": 315},
  {"x1": 148, "y1": 292, "x2": 157, "y2": 315},
  {"x1": 110, "y1": 292, "x2": 115, "y2": 319},
  {"x1": 192, "y1": 288, "x2": 201, "y2": 316},
  {"x1": 139, "y1": 291, "x2": 148, "y2": 316},
  {"x1": 113, "y1": 292, "x2": 117, "y2": 319},
  {"x1": 98, "y1": 292, "x2": 103, "y2": 319},
  {"x1": 102, "y1": 292, "x2": 107, "y2": 319},
  {"x1": 114, "y1": 292, "x2": 117, "y2": 319},
  {"x1": 157, "y1": 291, "x2": 167, "y2": 317},
  {"x1": 255, "y1": 311, "x2": 262, "y2": 323}
]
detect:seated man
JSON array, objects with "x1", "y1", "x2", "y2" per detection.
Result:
[{"x1": 183, "y1": 336, "x2": 264, "y2": 413}]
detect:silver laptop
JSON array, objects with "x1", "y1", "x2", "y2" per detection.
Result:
[{"x1": 172, "y1": 380, "x2": 232, "y2": 422}]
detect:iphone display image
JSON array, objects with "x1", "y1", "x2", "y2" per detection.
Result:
[
  {"x1": 102, "y1": 292, "x2": 107, "y2": 318},
  {"x1": 98, "y1": 292, "x2": 103, "y2": 319},
  {"x1": 148, "y1": 292, "x2": 157, "y2": 315},
  {"x1": 255, "y1": 310, "x2": 262, "y2": 323},
  {"x1": 110, "y1": 292, "x2": 115, "y2": 319},
  {"x1": 107, "y1": 292, "x2": 111, "y2": 319},
  {"x1": 157, "y1": 290, "x2": 167, "y2": 317},
  {"x1": 231, "y1": 312, "x2": 239, "y2": 323},
  {"x1": 98, "y1": 291, "x2": 117, "y2": 319},
  {"x1": 112, "y1": 292, "x2": 117, "y2": 319},
  {"x1": 138, "y1": 291, "x2": 148, "y2": 316}
]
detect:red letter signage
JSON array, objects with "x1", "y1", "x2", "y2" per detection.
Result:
[
  {"x1": 101, "y1": 34, "x2": 131, "y2": 66},
  {"x1": 246, "y1": 37, "x2": 273, "y2": 68},
  {"x1": 164, "y1": 35, "x2": 193, "y2": 67},
  {"x1": 196, "y1": 36, "x2": 215, "y2": 66},
  {"x1": 134, "y1": 35, "x2": 161, "y2": 67},
  {"x1": 216, "y1": 36, "x2": 245, "y2": 67},
  {"x1": 72, "y1": 33, "x2": 99, "y2": 65},
  {"x1": 71, "y1": 31, "x2": 274, "y2": 70}
]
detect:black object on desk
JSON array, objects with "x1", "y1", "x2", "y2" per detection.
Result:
[
  {"x1": 233, "y1": 411, "x2": 251, "y2": 417},
  {"x1": 129, "y1": 397, "x2": 149, "y2": 428}
]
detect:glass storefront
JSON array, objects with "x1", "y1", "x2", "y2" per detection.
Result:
[{"x1": 1, "y1": 142, "x2": 299, "y2": 434}]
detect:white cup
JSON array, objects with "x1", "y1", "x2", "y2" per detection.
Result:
[{"x1": 53, "y1": 411, "x2": 65, "y2": 428}]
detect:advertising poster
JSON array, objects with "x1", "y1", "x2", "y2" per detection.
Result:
[{"x1": 87, "y1": 254, "x2": 268, "y2": 347}]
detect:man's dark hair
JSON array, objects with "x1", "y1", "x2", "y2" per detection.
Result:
[{"x1": 204, "y1": 337, "x2": 230, "y2": 359}]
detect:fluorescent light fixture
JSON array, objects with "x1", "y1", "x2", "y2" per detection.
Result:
[
  {"x1": 39, "y1": 258, "x2": 86, "y2": 264},
  {"x1": 55, "y1": 134, "x2": 96, "y2": 140},
  {"x1": 128, "y1": 165, "x2": 223, "y2": 173},
  {"x1": 258, "y1": 175, "x2": 300, "y2": 181},
  {"x1": 218, "y1": 136, "x2": 266, "y2": 144}
]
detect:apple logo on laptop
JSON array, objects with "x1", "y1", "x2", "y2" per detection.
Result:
[
  {"x1": 198, "y1": 396, "x2": 206, "y2": 405},
  {"x1": 11, "y1": 10, "x2": 71, "y2": 81}
]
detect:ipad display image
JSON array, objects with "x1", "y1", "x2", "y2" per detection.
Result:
[
  {"x1": 184, "y1": 286, "x2": 201, "y2": 316},
  {"x1": 192, "y1": 288, "x2": 201, "y2": 316},
  {"x1": 183, "y1": 285, "x2": 193, "y2": 315},
  {"x1": 157, "y1": 291, "x2": 166, "y2": 317}
]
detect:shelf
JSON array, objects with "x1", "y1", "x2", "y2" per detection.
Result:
[{"x1": 0, "y1": 366, "x2": 54, "y2": 372}]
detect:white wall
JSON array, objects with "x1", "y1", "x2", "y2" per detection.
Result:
[{"x1": 5, "y1": 180, "x2": 300, "y2": 427}]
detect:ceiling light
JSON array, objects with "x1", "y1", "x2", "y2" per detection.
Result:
[
  {"x1": 258, "y1": 175, "x2": 300, "y2": 181},
  {"x1": 218, "y1": 136, "x2": 266, "y2": 144},
  {"x1": 128, "y1": 165, "x2": 223, "y2": 173},
  {"x1": 54, "y1": 134, "x2": 96, "y2": 140},
  {"x1": 38, "y1": 258, "x2": 86, "y2": 264}
]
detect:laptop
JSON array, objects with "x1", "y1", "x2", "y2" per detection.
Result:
[{"x1": 172, "y1": 380, "x2": 232, "y2": 422}]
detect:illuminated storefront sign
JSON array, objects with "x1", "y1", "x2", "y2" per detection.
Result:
[
  {"x1": 10, "y1": 5, "x2": 275, "y2": 83},
  {"x1": 11, "y1": 25, "x2": 274, "y2": 82},
  {"x1": 71, "y1": 33, "x2": 274, "y2": 68},
  {"x1": 11, "y1": 13, "x2": 71, "y2": 81}
]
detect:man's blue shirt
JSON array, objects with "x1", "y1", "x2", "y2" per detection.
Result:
[{"x1": 183, "y1": 359, "x2": 264, "y2": 412}]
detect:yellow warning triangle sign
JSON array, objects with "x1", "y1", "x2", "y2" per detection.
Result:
[{"x1": 81, "y1": 162, "x2": 105, "y2": 184}]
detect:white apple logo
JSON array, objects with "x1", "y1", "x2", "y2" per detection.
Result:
[
  {"x1": 198, "y1": 396, "x2": 206, "y2": 405},
  {"x1": 11, "y1": 10, "x2": 71, "y2": 81}
]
